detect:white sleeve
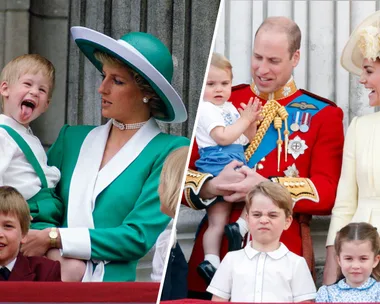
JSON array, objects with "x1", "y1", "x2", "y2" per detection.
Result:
[
  {"x1": 150, "y1": 228, "x2": 172, "y2": 282},
  {"x1": 198, "y1": 102, "x2": 225, "y2": 134},
  {"x1": 59, "y1": 228, "x2": 91, "y2": 259},
  {"x1": 291, "y1": 257, "x2": 317, "y2": 302},
  {"x1": 0, "y1": 131, "x2": 17, "y2": 185},
  {"x1": 207, "y1": 252, "x2": 233, "y2": 300}
]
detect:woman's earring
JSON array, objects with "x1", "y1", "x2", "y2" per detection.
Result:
[{"x1": 143, "y1": 97, "x2": 149, "y2": 104}]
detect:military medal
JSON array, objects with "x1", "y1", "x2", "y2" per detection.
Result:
[
  {"x1": 288, "y1": 136, "x2": 308, "y2": 159},
  {"x1": 290, "y1": 111, "x2": 300, "y2": 132},
  {"x1": 300, "y1": 112, "x2": 311, "y2": 133},
  {"x1": 284, "y1": 164, "x2": 300, "y2": 178}
]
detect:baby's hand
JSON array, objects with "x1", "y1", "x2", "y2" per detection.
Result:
[{"x1": 239, "y1": 97, "x2": 263, "y2": 123}]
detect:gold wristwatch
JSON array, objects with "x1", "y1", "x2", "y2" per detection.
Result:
[{"x1": 49, "y1": 227, "x2": 58, "y2": 248}]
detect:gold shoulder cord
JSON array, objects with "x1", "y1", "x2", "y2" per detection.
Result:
[{"x1": 245, "y1": 99, "x2": 289, "y2": 171}]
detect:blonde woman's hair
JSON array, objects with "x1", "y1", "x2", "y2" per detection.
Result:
[
  {"x1": 159, "y1": 146, "x2": 189, "y2": 217},
  {"x1": 245, "y1": 181, "x2": 293, "y2": 217},
  {"x1": 334, "y1": 222, "x2": 380, "y2": 282},
  {"x1": 1, "y1": 54, "x2": 55, "y2": 99},
  {"x1": 94, "y1": 51, "x2": 167, "y2": 119},
  {"x1": 210, "y1": 53, "x2": 233, "y2": 79},
  {"x1": 0, "y1": 186, "x2": 31, "y2": 236}
]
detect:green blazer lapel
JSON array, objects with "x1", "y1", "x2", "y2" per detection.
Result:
[{"x1": 93, "y1": 118, "x2": 161, "y2": 201}]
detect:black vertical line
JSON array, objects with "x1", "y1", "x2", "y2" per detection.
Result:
[
  {"x1": 140, "y1": 0, "x2": 147, "y2": 32},
  {"x1": 183, "y1": 0, "x2": 192, "y2": 137},
  {"x1": 104, "y1": 0, "x2": 112, "y2": 37}
]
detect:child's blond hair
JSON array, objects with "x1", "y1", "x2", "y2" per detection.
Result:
[
  {"x1": 0, "y1": 186, "x2": 31, "y2": 236},
  {"x1": 159, "y1": 146, "x2": 189, "y2": 216},
  {"x1": 1, "y1": 54, "x2": 55, "y2": 101},
  {"x1": 211, "y1": 53, "x2": 233, "y2": 79},
  {"x1": 245, "y1": 181, "x2": 293, "y2": 217}
]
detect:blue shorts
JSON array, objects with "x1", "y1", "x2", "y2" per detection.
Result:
[{"x1": 195, "y1": 144, "x2": 247, "y2": 176}]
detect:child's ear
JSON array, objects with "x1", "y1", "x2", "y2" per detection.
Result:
[
  {"x1": 373, "y1": 254, "x2": 380, "y2": 268},
  {"x1": 336, "y1": 254, "x2": 342, "y2": 268},
  {"x1": 20, "y1": 233, "x2": 28, "y2": 244},
  {"x1": 283, "y1": 215, "x2": 293, "y2": 230},
  {"x1": 0, "y1": 81, "x2": 9, "y2": 98},
  {"x1": 42, "y1": 99, "x2": 51, "y2": 112}
]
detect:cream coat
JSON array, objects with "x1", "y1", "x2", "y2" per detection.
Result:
[{"x1": 327, "y1": 111, "x2": 380, "y2": 246}]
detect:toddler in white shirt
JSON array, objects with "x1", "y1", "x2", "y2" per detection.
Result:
[
  {"x1": 207, "y1": 181, "x2": 316, "y2": 302},
  {"x1": 0, "y1": 54, "x2": 85, "y2": 281},
  {"x1": 196, "y1": 53, "x2": 262, "y2": 283}
]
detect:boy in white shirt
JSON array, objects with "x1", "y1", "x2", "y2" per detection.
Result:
[
  {"x1": 207, "y1": 181, "x2": 316, "y2": 302},
  {"x1": 0, "y1": 54, "x2": 85, "y2": 281},
  {"x1": 196, "y1": 53, "x2": 262, "y2": 283}
]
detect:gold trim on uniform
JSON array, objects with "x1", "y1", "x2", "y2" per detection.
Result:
[
  {"x1": 184, "y1": 169, "x2": 214, "y2": 209},
  {"x1": 270, "y1": 177, "x2": 319, "y2": 203},
  {"x1": 250, "y1": 77, "x2": 298, "y2": 101},
  {"x1": 185, "y1": 169, "x2": 213, "y2": 194}
]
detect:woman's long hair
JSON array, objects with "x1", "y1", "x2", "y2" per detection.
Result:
[{"x1": 334, "y1": 222, "x2": 380, "y2": 282}]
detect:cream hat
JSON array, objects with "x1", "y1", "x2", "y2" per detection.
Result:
[{"x1": 341, "y1": 10, "x2": 380, "y2": 75}]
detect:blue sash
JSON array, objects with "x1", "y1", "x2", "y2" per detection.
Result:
[{"x1": 246, "y1": 94, "x2": 329, "y2": 167}]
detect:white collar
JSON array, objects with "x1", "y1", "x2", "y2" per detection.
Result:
[
  {"x1": 0, "y1": 114, "x2": 33, "y2": 135},
  {"x1": 1, "y1": 256, "x2": 17, "y2": 271},
  {"x1": 244, "y1": 242, "x2": 289, "y2": 260}
]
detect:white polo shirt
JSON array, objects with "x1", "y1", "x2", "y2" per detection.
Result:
[{"x1": 207, "y1": 242, "x2": 316, "y2": 302}]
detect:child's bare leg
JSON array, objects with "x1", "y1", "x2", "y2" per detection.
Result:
[
  {"x1": 203, "y1": 201, "x2": 232, "y2": 267},
  {"x1": 236, "y1": 208, "x2": 248, "y2": 237},
  {"x1": 46, "y1": 249, "x2": 86, "y2": 282}
]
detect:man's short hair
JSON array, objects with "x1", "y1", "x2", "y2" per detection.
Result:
[
  {"x1": 0, "y1": 186, "x2": 31, "y2": 235},
  {"x1": 245, "y1": 181, "x2": 293, "y2": 217},
  {"x1": 255, "y1": 16, "x2": 301, "y2": 58}
]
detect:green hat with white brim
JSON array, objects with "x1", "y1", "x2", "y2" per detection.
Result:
[{"x1": 70, "y1": 26, "x2": 187, "y2": 123}]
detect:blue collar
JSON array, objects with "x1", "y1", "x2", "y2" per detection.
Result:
[{"x1": 337, "y1": 277, "x2": 376, "y2": 290}]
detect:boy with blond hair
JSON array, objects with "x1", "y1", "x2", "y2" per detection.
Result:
[
  {"x1": 152, "y1": 146, "x2": 189, "y2": 300},
  {"x1": 207, "y1": 181, "x2": 316, "y2": 302},
  {"x1": 0, "y1": 54, "x2": 85, "y2": 281},
  {"x1": 0, "y1": 186, "x2": 60, "y2": 281},
  {"x1": 0, "y1": 54, "x2": 62, "y2": 228},
  {"x1": 196, "y1": 53, "x2": 262, "y2": 282}
]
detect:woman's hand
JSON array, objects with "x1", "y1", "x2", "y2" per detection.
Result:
[
  {"x1": 217, "y1": 165, "x2": 268, "y2": 202},
  {"x1": 20, "y1": 229, "x2": 50, "y2": 257},
  {"x1": 323, "y1": 245, "x2": 339, "y2": 285}
]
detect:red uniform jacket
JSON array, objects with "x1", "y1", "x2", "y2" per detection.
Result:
[
  {"x1": 186, "y1": 84, "x2": 344, "y2": 293},
  {"x1": 2, "y1": 253, "x2": 61, "y2": 281}
]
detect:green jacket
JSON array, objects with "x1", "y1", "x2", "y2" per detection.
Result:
[{"x1": 47, "y1": 120, "x2": 189, "y2": 281}]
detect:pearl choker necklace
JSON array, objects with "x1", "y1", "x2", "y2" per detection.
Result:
[{"x1": 111, "y1": 119, "x2": 148, "y2": 130}]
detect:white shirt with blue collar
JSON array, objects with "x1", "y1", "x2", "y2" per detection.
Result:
[
  {"x1": 207, "y1": 242, "x2": 316, "y2": 302},
  {"x1": 316, "y1": 277, "x2": 380, "y2": 302}
]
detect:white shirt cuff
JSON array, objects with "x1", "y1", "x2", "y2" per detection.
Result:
[{"x1": 59, "y1": 228, "x2": 91, "y2": 260}]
